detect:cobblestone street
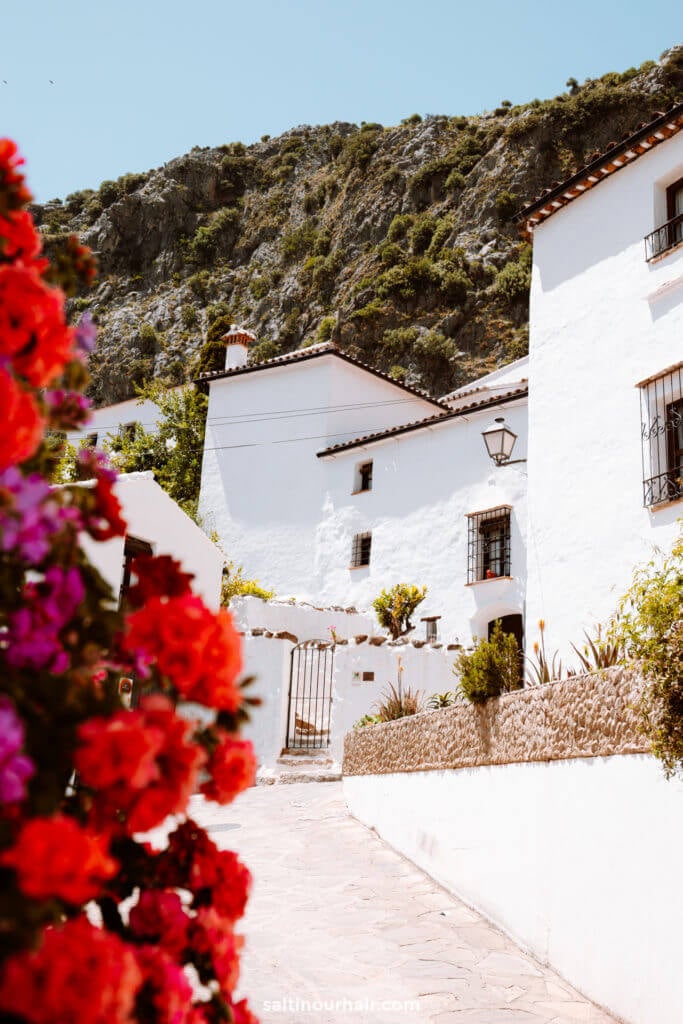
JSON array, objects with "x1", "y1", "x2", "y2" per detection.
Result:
[{"x1": 190, "y1": 783, "x2": 617, "y2": 1024}]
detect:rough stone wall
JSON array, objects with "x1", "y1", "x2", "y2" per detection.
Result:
[{"x1": 343, "y1": 668, "x2": 649, "y2": 775}]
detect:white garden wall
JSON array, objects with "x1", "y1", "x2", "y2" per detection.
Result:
[{"x1": 344, "y1": 756, "x2": 683, "y2": 1024}]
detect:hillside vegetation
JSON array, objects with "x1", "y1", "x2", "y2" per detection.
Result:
[{"x1": 35, "y1": 47, "x2": 683, "y2": 405}]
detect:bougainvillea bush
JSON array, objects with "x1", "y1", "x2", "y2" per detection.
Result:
[{"x1": 0, "y1": 140, "x2": 258, "y2": 1024}]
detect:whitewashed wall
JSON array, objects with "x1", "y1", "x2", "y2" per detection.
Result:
[
  {"x1": 67, "y1": 396, "x2": 166, "y2": 448},
  {"x1": 527, "y1": 131, "x2": 683, "y2": 657},
  {"x1": 198, "y1": 354, "x2": 437, "y2": 600},
  {"x1": 317, "y1": 398, "x2": 528, "y2": 643},
  {"x1": 344, "y1": 756, "x2": 683, "y2": 1024},
  {"x1": 229, "y1": 595, "x2": 375, "y2": 641},
  {"x1": 236, "y1": 621, "x2": 458, "y2": 769},
  {"x1": 79, "y1": 472, "x2": 223, "y2": 608},
  {"x1": 329, "y1": 644, "x2": 458, "y2": 762}
]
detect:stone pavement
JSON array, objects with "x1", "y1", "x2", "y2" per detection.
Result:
[{"x1": 189, "y1": 783, "x2": 618, "y2": 1024}]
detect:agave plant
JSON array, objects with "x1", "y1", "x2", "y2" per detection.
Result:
[
  {"x1": 374, "y1": 683, "x2": 423, "y2": 721},
  {"x1": 427, "y1": 691, "x2": 457, "y2": 709},
  {"x1": 525, "y1": 620, "x2": 565, "y2": 686},
  {"x1": 570, "y1": 624, "x2": 622, "y2": 672}
]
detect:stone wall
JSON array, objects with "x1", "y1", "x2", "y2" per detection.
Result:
[{"x1": 343, "y1": 668, "x2": 648, "y2": 775}]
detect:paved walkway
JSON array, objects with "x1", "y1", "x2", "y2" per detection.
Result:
[{"x1": 190, "y1": 783, "x2": 617, "y2": 1024}]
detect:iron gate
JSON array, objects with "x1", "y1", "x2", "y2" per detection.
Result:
[{"x1": 285, "y1": 640, "x2": 335, "y2": 750}]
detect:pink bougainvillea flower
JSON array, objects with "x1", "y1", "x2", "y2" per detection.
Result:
[{"x1": 0, "y1": 695, "x2": 34, "y2": 804}]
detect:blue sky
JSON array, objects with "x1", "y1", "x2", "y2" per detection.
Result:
[{"x1": 2, "y1": 1, "x2": 680, "y2": 201}]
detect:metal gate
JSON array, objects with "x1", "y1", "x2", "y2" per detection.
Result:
[{"x1": 285, "y1": 640, "x2": 335, "y2": 750}]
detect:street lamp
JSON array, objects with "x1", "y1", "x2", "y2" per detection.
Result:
[{"x1": 482, "y1": 416, "x2": 518, "y2": 465}]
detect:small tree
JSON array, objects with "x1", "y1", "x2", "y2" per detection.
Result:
[
  {"x1": 372, "y1": 583, "x2": 427, "y2": 639},
  {"x1": 455, "y1": 620, "x2": 522, "y2": 704},
  {"x1": 610, "y1": 528, "x2": 683, "y2": 778}
]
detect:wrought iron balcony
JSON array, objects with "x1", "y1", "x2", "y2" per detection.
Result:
[{"x1": 644, "y1": 212, "x2": 683, "y2": 261}]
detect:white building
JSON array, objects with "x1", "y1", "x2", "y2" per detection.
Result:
[
  {"x1": 519, "y1": 100, "x2": 683, "y2": 656},
  {"x1": 197, "y1": 335, "x2": 528, "y2": 646}
]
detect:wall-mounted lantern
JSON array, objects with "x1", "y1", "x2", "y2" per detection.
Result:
[{"x1": 482, "y1": 417, "x2": 518, "y2": 465}]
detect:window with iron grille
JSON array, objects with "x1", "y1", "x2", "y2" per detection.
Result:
[
  {"x1": 84, "y1": 431, "x2": 98, "y2": 448},
  {"x1": 350, "y1": 532, "x2": 372, "y2": 567},
  {"x1": 638, "y1": 363, "x2": 683, "y2": 506},
  {"x1": 466, "y1": 507, "x2": 511, "y2": 584},
  {"x1": 645, "y1": 177, "x2": 683, "y2": 261}
]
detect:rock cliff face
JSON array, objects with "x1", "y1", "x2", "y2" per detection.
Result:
[{"x1": 34, "y1": 48, "x2": 683, "y2": 405}]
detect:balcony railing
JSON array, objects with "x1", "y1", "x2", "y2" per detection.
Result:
[{"x1": 644, "y1": 212, "x2": 683, "y2": 261}]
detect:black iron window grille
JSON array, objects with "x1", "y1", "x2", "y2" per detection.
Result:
[
  {"x1": 84, "y1": 432, "x2": 98, "y2": 448},
  {"x1": 351, "y1": 531, "x2": 372, "y2": 567},
  {"x1": 466, "y1": 506, "x2": 511, "y2": 584},
  {"x1": 358, "y1": 461, "x2": 373, "y2": 492},
  {"x1": 639, "y1": 363, "x2": 683, "y2": 507}
]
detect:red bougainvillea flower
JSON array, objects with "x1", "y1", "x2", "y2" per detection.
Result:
[
  {"x1": 77, "y1": 448, "x2": 127, "y2": 541},
  {"x1": 0, "y1": 139, "x2": 32, "y2": 215},
  {"x1": 134, "y1": 945, "x2": 194, "y2": 1024},
  {"x1": 229, "y1": 997, "x2": 260, "y2": 1024},
  {"x1": 125, "y1": 553, "x2": 194, "y2": 609},
  {"x1": 0, "y1": 368, "x2": 44, "y2": 470},
  {"x1": 0, "y1": 265, "x2": 74, "y2": 386},
  {"x1": 0, "y1": 813, "x2": 117, "y2": 904},
  {"x1": 0, "y1": 916, "x2": 142, "y2": 1024},
  {"x1": 188, "y1": 907, "x2": 243, "y2": 995},
  {"x1": 201, "y1": 732, "x2": 256, "y2": 805},
  {"x1": 125, "y1": 596, "x2": 243, "y2": 710},
  {"x1": 160, "y1": 819, "x2": 251, "y2": 924},
  {"x1": 0, "y1": 209, "x2": 44, "y2": 268},
  {"x1": 76, "y1": 695, "x2": 206, "y2": 835},
  {"x1": 128, "y1": 890, "x2": 190, "y2": 959}
]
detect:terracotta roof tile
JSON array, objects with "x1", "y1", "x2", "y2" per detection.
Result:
[
  {"x1": 194, "y1": 342, "x2": 448, "y2": 410},
  {"x1": 517, "y1": 101, "x2": 683, "y2": 237},
  {"x1": 317, "y1": 384, "x2": 528, "y2": 457}
]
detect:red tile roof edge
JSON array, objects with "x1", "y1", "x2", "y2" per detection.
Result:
[
  {"x1": 317, "y1": 384, "x2": 528, "y2": 457},
  {"x1": 193, "y1": 343, "x2": 448, "y2": 410},
  {"x1": 517, "y1": 100, "x2": 683, "y2": 237}
]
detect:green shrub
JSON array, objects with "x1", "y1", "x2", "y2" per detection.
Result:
[
  {"x1": 409, "y1": 216, "x2": 437, "y2": 255},
  {"x1": 381, "y1": 326, "x2": 418, "y2": 361},
  {"x1": 341, "y1": 127, "x2": 382, "y2": 171},
  {"x1": 380, "y1": 167, "x2": 404, "y2": 190},
  {"x1": 349, "y1": 298, "x2": 384, "y2": 322},
  {"x1": 438, "y1": 265, "x2": 471, "y2": 304},
  {"x1": 282, "y1": 220, "x2": 318, "y2": 262},
  {"x1": 387, "y1": 214, "x2": 415, "y2": 243},
  {"x1": 444, "y1": 169, "x2": 466, "y2": 192},
  {"x1": 354, "y1": 713, "x2": 381, "y2": 728},
  {"x1": 221, "y1": 562, "x2": 275, "y2": 604},
  {"x1": 249, "y1": 275, "x2": 270, "y2": 300},
  {"x1": 189, "y1": 207, "x2": 241, "y2": 264},
  {"x1": 138, "y1": 322, "x2": 158, "y2": 355},
  {"x1": 413, "y1": 330, "x2": 459, "y2": 391},
  {"x1": 610, "y1": 528, "x2": 683, "y2": 778},
  {"x1": 376, "y1": 257, "x2": 439, "y2": 301},
  {"x1": 373, "y1": 583, "x2": 427, "y2": 639},
  {"x1": 455, "y1": 620, "x2": 522, "y2": 704},
  {"x1": 187, "y1": 269, "x2": 211, "y2": 300},
  {"x1": 317, "y1": 315, "x2": 336, "y2": 342},
  {"x1": 426, "y1": 217, "x2": 454, "y2": 257},
  {"x1": 180, "y1": 303, "x2": 199, "y2": 329},
  {"x1": 388, "y1": 365, "x2": 408, "y2": 382},
  {"x1": 248, "y1": 339, "x2": 280, "y2": 364},
  {"x1": 495, "y1": 190, "x2": 519, "y2": 222},
  {"x1": 378, "y1": 242, "x2": 403, "y2": 267},
  {"x1": 401, "y1": 113, "x2": 422, "y2": 125},
  {"x1": 206, "y1": 300, "x2": 232, "y2": 324},
  {"x1": 494, "y1": 246, "x2": 532, "y2": 304}
]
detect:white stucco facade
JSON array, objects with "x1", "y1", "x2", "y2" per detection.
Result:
[
  {"x1": 526, "y1": 130, "x2": 683, "y2": 656},
  {"x1": 67, "y1": 395, "x2": 167, "y2": 449},
  {"x1": 79, "y1": 472, "x2": 223, "y2": 608},
  {"x1": 316, "y1": 397, "x2": 527, "y2": 643},
  {"x1": 344, "y1": 755, "x2": 683, "y2": 1024},
  {"x1": 198, "y1": 348, "x2": 441, "y2": 599}
]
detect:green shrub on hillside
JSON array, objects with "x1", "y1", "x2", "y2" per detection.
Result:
[
  {"x1": 494, "y1": 245, "x2": 532, "y2": 304},
  {"x1": 282, "y1": 220, "x2": 318, "y2": 262}
]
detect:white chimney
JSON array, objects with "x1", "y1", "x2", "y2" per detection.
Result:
[{"x1": 223, "y1": 325, "x2": 256, "y2": 370}]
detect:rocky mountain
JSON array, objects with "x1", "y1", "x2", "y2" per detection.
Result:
[{"x1": 34, "y1": 47, "x2": 683, "y2": 405}]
